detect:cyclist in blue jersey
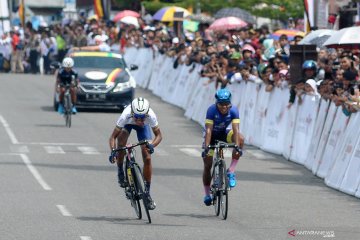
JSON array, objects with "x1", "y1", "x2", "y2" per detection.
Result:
[
  {"x1": 202, "y1": 88, "x2": 244, "y2": 206},
  {"x1": 56, "y1": 57, "x2": 79, "y2": 114}
]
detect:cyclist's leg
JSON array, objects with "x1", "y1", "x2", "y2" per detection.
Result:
[
  {"x1": 136, "y1": 125, "x2": 152, "y2": 191},
  {"x1": 137, "y1": 125, "x2": 156, "y2": 209},
  {"x1": 70, "y1": 86, "x2": 77, "y2": 113},
  {"x1": 226, "y1": 130, "x2": 244, "y2": 187},
  {"x1": 58, "y1": 86, "x2": 65, "y2": 113},
  {"x1": 116, "y1": 127, "x2": 130, "y2": 187},
  {"x1": 202, "y1": 135, "x2": 216, "y2": 205}
]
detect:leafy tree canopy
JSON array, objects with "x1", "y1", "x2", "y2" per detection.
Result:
[{"x1": 131, "y1": 0, "x2": 304, "y2": 21}]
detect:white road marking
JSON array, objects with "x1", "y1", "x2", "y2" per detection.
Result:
[
  {"x1": 77, "y1": 146, "x2": 100, "y2": 155},
  {"x1": 19, "y1": 154, "x2": 52, "y2": 191},
  {"x1": 154, "y1": 148, "x2": 169, "y2": 156},
  {"x1": 56, "y1": 205, "x2": 72, "y2": 217},
  {"x1": 0, "y1": 115, "x2": 19, "y2": 144},
  {"x1": 171, "y1": 144, "x2": 200, "y2": 148},
  {"x1": 21, "y1": 142, "x2": 90, "y2": 146},
  {"x1": 80, "y1": 237, "x2": 92, "y2": 240},
  {"x1": 247, "y1": 149, "x2": 275, "y2": 159},
  {"x1": 10, "y1": 145, "x2": 29, "y2": 153},
  {"x1": 44, "y1": 146, "x2": 65, "y2": 154},
  {"x1": 179, "y1": 148, "x2": 202, "y2": 157}
]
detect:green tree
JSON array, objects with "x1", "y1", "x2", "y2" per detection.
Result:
[{"x1": 116, "y1": 0, "x2": 304, "y2": 20}]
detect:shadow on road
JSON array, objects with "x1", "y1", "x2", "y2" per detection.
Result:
[
  {"x1": 77, "y1": 216, "x2": 187, "y2": 227},
  {"x1": 163, "y1": 213, "x2": 214, "y2": 219}
]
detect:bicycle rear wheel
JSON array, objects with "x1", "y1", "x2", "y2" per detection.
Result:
[
  {"x1": 133, "y1": 164, "x2": 151, "y2": 223},
  {"x1": 220, "y1": 160, "x2": 228, "y2": 220}
]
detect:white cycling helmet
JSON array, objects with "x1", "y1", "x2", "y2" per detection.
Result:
[
  {"x1": 131, "y1": 97, "x2": 150, "y2": 115},
  {"x1": 62, "y1": 57, "x2": 74, "y2": 68}
]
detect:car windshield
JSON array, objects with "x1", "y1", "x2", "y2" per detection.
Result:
[{"x1": 73, "y1": 56, "x2": 126, "y2": 69}]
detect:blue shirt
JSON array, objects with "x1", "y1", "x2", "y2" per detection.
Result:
[{"x1": 205, "y1": 104, "x2": 240, "y2": 134}]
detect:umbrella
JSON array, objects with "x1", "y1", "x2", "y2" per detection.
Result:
[
  {"x1": 208, "y1": 17, "x2": 247, "y2": 31},
  {"x1": 188, "y1": 13, "x2": 215, "y2": 24},
  {"x1": 270, "y1": 29, "x2": 305, "y2": 41},
  {"x1": 120, "y1": 16, "x2": 139, "y2": 28},
  {"x1": 323, "y1": 26, "x2": 360, "y2": 49},
  {"x1": 113, "y1": 10, "x2": 140, "y2": 22},
  {"x1": 153, "y1": 6, "x2": 191, "y2": 22},
  {"x1": 214, "y1": 7, "x2": 255, "y2": 24},
  {"x1": 298, "y1": 29, "x2": 335, "y2": 47}
]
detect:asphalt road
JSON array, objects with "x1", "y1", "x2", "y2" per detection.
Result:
[{"x1": 0, "y1": 73, "x2": 360, "y2": 240}]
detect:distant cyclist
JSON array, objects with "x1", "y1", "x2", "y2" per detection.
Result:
[
  {"x1": 109, "y1": 97, "x2": 162, "y2": 210},
  {"x1": 202, "y1": 88, "x2": 244, "y2": 206},
  {"x1": 56, "y1": 57, "x2": 78, "y2": 114}
]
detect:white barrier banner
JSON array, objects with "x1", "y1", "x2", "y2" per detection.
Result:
[
  {"x1": 228, "y1": 82, "x2": 242, "y2": 108},
  {"x1": 282, "y1": 101, "x2": 299, "y2": 160},
  {"x1": 241, "y1": 82, "x2": 260, "y2": 145},
  {"x1": 304, "y1": 99, "x2": 329, "y2": 170},
  {"x1": 339, "y1": 113, "x2": 360, "y2": 196},
  {"x1": 184, "y1": 77, "x2": 207, "y2": 119},
  {"x1": 325, "y1": 113, "x2": 360, "y2": 190},
  {"x1": 181, "y1": 65, "x2": 202, "y2": 109},
  {"x1": 290, "y1": 95, "x2": 319, "y2": 164},
  {"x1": 238, "y1": 82, "x2": 248, "y2": 134},
  {"x1": 148, "y1": 52, "x2": 165, "y2": 91},
  {"x1": 171, "y1": 64, "x2": 191, "y2": 107},
  {"x1": 123, "y1": 47, "x2": 138, "y2": 65},
  {"x1": 252, "y1": 85, "x2": 271, "y2": 148},
  {"x1": 312, "y1": 103, "x2": 338, "y2": 175},
  {"x1": 162, "y1": 62, "x2": 182, "y2": 103},
  {"x1": 261, "y1": 87, "x2": 290, "y2": 155},
  {"x1": 315, "y1": 106, "x2": 349, "y2": 178},
  {"x1": 153, "y1": 57, "x2": 173, "y2": 97}
]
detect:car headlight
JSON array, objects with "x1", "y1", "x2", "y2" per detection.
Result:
[{"x1": 112, "y1": 76, "x2": 136, "y2": 93}]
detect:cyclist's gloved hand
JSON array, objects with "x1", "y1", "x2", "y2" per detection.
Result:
[
  {"x1": 202, "y1": 145, "x2": 210, "y2": 158},
  {"x1": 235, "y1": 146, "x2": 243, "y2": 157},
  {"x1": 146, "y1": 143, "x2": 154, "y2": 154},
  {"x1": 109, "y1": 150, "x2": 117, "y2": 164}
]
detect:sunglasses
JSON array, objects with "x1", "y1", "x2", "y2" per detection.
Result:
[{"x1": 133, "y1": 113, "x2": 146, "y2": 120}]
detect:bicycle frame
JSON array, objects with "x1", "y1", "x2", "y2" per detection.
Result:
[
  {"x1": 208, "y1": 140, "x2": 237, "y2": 220},
  {"x1": 63, "y1": 84, "x2": 72, "y2": 127},
  {"x1": 113, "y1": 140, "x2": 152, "y2": 223}
]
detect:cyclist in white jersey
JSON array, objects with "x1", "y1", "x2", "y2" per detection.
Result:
[{"x1": 109, "y1": 97, "x2": 162, "y2": 210}]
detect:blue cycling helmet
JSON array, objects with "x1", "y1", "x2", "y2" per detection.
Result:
[
  {"x1": 302, "y1": 60, "x2": 317, "y2": 71},
  {"x1": 215, "y1": 88, "x2": 232, "y2": 103}
]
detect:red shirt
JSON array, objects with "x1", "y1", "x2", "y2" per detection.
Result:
[{"x1": 11, "y1": 34, "x2": 20, "y2": 51}]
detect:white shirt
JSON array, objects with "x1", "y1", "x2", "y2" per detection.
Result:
[{"x1": 116, "y1": 105, "x2": 159, "y2": 128}]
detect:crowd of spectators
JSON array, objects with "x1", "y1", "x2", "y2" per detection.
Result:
[{"x1": 1, "y1": 12, "x2": 360, "y2": 115}]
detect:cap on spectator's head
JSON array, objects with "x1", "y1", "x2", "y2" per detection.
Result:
[
  {"x1": 230, "y1": 52, "x2": 241, "y2": 60},
  {"x1": 195, "y1": 37, "x2": 203, "y2": 42},
  {"x1": 172, "y1": 37, "x2": 179, "y2": 44}
]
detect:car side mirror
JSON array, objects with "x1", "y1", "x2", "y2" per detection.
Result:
[{"x1": 129, "y1": 64, "x2": 138, "y2": 71}]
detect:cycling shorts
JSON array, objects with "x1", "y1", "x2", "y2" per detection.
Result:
[
  {"x1": 203, "y1": 129, "x2": 234, "y2": 157},
  {"x1": 124, "y1": 124, "x2": 152, "y2": 141}
]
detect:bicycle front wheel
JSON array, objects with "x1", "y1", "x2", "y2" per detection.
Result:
[
  {"x1": 64, "y1": 94, "x2": 72, "y2": 128},
  {"x1": 133, "y1": 164, "x2": 151, "y2": 223},
  {"x1": 212, "y1": 161, "x2": 221, "y2": 216},
  {"x1": 128, "y1": 187, "x2": 142, "y2": 219},
  {"x1": 220, "y1": 160, "x2": 228, "y2": 220}
]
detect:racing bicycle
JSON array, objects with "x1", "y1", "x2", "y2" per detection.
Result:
[
  {"x1": 208, "y1": 140, "x2": 238, "y2": 220},
  {"x1": 112, "y1": 140, "x2": 152, "y2": 223},
  {"x1": 63, "y1": 83, "x2": 72, "y2": 128}
]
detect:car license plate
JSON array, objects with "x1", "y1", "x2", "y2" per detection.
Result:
[{"x1": 86, "y1": 94, "x2": 106, "y2": 101}]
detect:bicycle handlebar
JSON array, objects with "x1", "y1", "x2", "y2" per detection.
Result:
[
  {"x1": 113, "y1": 140, "x2": 149, "y2": 152},
  {"x1": 207, "y1": 141, "x2": 238, "y2": 149}
]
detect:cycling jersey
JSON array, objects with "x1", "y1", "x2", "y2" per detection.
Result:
[
  {"x1": 58, "y1": 68, "x2": 78, "y2": 85},
  {"x1": 116, "y1": 105, "x2": 158, "y2": 129},
  {"x1": 205, "y1": 104, "x2": 240, "y2": 134}
]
